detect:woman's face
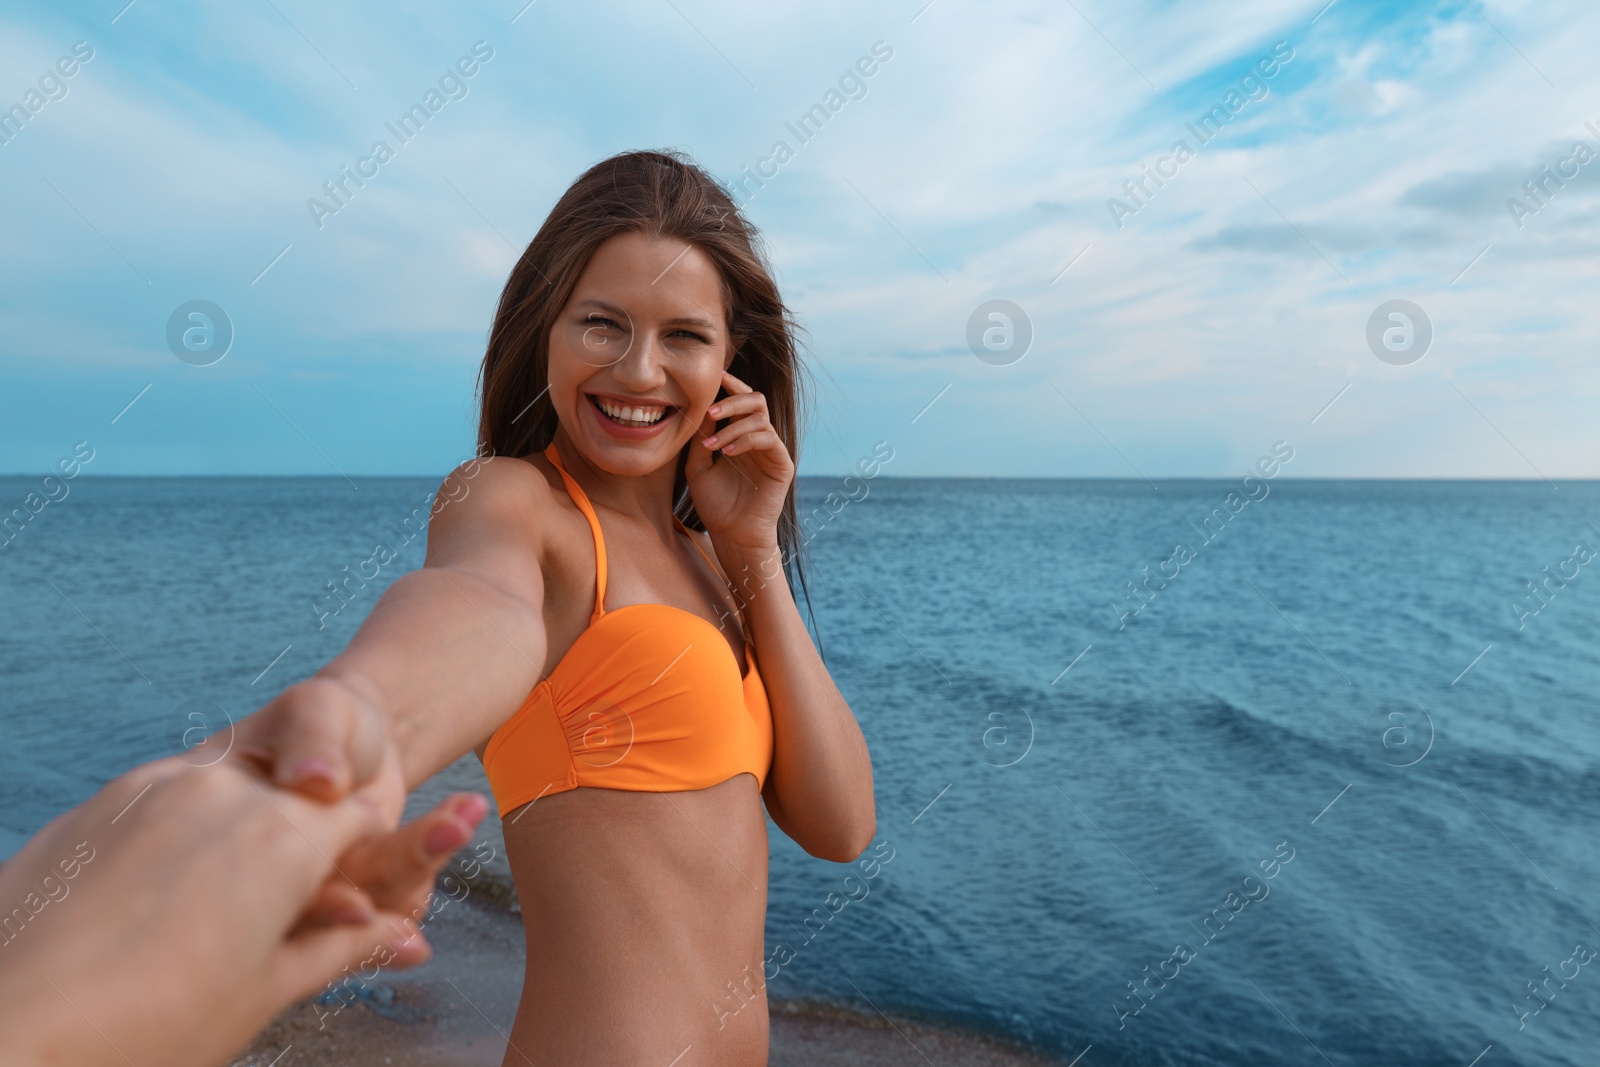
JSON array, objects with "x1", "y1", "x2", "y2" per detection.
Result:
[{"x1": 548, "y1": 230, "x2": 733, "y2": 476}]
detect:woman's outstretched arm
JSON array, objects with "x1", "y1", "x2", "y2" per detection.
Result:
[{"x1": 234, "y1": 455, "x2": 552, "y2": 798}]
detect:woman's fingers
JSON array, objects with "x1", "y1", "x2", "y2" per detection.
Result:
[
  {"x1": 719, "y1": 369, "x2": 754, "y2": 394},
  {"x1": 703, "y1": 381, "x2": 769, "y2": 443},
  {"x1": 335, "y1": 793, "x2": 488, "y2": 916},
  {"x1": 697, "y1": 408, "x2": 723, "y2": 446},
  {"x1": 269, "y1": 793, "x2": 488, "y2": 1003},
  {"x1": 269, "y1": 908, "x2": 432, "y2": 1007},
  {"x1": 286, "y1": 792, "x2": 487, "y2": 936},
  {"x1": 702, "y1": 411, "x2": 774, "y2": 454},
  {"x1": 233, "y1": 676, "x2": 388, "y2": 802},
  {"x1": 713, "y1": 425, "x2": 778, "y2": 456},
  {"x1": 705, "y1": 389, "x2": 765, "y2": 421},
  {"x1": 287, "y1": 878, "x2": 377, "y2": 937}
]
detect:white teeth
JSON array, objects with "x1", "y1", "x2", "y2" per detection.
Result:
[{"x1": 594, "y1": 396, "x2": 668, "y2": 425}]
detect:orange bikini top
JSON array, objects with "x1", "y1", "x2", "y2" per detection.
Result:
[{"x1": 482, "y1": 442, "x2": 774, "y2": 818}]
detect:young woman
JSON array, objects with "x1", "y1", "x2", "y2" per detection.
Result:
[{"x1": 234, "y1": 149, "x2": 876, "y2": 1065}]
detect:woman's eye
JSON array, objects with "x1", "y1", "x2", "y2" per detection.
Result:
[
  {"x1": 585, "y1": 315, "x2": 619, "y2": 328},
  {"x1": 671, "y1": 330, "x2": 709, "y2": 343}
]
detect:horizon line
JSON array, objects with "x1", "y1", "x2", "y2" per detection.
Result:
[{"x1": 3, "y1": 473, "x2": 1594, "y2": 483}]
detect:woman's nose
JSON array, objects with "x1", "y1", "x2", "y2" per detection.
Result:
[{"x1": 612, "y1": 332, "x2": 665, "y2": 387}]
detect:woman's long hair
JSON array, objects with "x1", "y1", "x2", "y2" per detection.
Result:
[{"x1": 475, "y1": 148, "x2": 819, "y2": 633}]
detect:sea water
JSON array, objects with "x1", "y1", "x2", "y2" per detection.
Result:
[{"x1": 1, "y1": 475, "x2": 1595, "y2": 1065}]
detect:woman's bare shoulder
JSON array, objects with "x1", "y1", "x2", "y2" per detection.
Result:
[{"x1": 422, "y1": 453, "x2": 566, "y2": 595}]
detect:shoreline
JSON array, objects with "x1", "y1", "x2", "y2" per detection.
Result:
[
  {"x1": 229, "y1": 890, "x2": 1067, "y2": 1066},
  {"x1": 226, "y1": 758, "x2": 1069, "y2": 1064}
]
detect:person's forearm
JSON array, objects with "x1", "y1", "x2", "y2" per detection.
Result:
[
  {"x1": 315, "y1": 565, "x2": 546, "y2": 790},
  {"x1": 724, "y1": 539, "x2": 876, "y2": 859}
]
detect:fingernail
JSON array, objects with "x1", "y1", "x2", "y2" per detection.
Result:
[
  {"x1": 289, "y1": 757, "x2": 335, "y2": 787},
  {"x1": 454, "y1": 794, "x2": 489, "y2": 827},
  {"x1": 424, "y1": 821, "x2": 463, "y2": 856},
  {"x1": 707, "y1": 403, "x2": 720, "y2": 415},
  {"x1": 388, "y1": 916, "x2": 422, "y2": 941},
  {"x1": 389, "y1": 929, "x2": 426, "y2": 955},
  {"x1": 703, "y1": 435, "x2": 718, "y2": 448}
]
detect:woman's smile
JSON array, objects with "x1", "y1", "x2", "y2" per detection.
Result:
[{"x1": 584, "y1": 390, "x2": 679, "y2": 438}]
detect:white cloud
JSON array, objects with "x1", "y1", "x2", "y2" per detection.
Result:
[{"x1": 1, "y1": 0, "x2": 1597, "y2": 475}]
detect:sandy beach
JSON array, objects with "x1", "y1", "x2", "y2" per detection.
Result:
[{"x1": 227, "y1": 889, "x2": 1065, "y2": 1067}]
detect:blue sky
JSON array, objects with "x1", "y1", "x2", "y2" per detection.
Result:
[{"x1": 1, "y1": 0, "x2": 1596, "y2": 477}]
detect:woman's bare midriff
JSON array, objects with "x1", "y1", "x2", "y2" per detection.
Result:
[
  {"x1": 471, "y1": 451, "x2": 770, "y2": 1064},
  {"x1": 499, "y1": 777, "x2": 770, "y2": 1066}
]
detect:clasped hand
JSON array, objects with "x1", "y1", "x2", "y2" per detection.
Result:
[{"x1": 0, "y1": 677, "x2": 485, "y2": 1067}]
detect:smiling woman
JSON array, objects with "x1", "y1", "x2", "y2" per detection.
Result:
[{"x1": 233, "y1": 148, "x2": 877, "y2": 1067}]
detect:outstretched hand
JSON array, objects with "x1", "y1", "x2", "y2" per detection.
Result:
[
  {"x1": 0, "y1": 753, "x2": 487, "y2": 1067},
  {"x1": 232, "y1": 674, "x2": 394, "y2": 803},
  {"x1": 228, "y1": 673, "x2": 491, "y2": 940}
]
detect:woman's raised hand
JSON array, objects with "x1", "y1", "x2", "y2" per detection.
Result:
[{"x1": 687, "y1": 370, "x2": 795, "y2": 554}]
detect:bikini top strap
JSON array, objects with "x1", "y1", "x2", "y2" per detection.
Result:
[
  {"x1": 543, "y1": 442, "x2": 607, "y2": 622},
  {"x1": 673, "y1": 516, "x2": 751, "y2": 646}
]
